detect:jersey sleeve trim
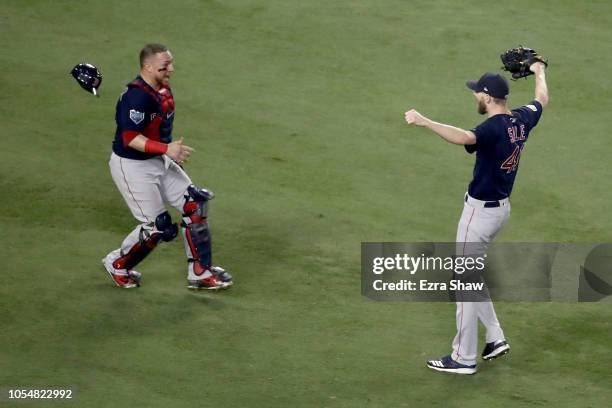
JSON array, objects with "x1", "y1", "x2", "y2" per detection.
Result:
[
  {"x1": 464, "y1": 144, "x2": 477, "y2": 154},
  {"x1": 122, "y1": 130, "x2": 140, "y2": 148}
]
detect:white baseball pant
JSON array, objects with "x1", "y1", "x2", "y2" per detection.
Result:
[
  {"x1": 451, "y1": 193, "x2": 510, "y2": 365},
  {"x1": 108, "y1": 152, "x2": 202, "y2": 279}
]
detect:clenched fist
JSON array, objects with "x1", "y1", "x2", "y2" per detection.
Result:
[{"x1": 404, "y1": 109, "x2": 428, "y2": 126}]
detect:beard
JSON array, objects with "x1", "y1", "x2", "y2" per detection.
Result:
[
  {"x1": 154, "y1": 70, "x2": 171, "y2": 88},
  {"x1": 477, "y1": 99, "x2": 487, "y2": 115}
]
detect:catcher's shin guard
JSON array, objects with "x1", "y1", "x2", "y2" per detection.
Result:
[
  {"x1": 181, "y1": 185, "x2": 215, "y2": 277},
  {"x1": 113, "y1": 211, "x2": 178, "y2": 271}
]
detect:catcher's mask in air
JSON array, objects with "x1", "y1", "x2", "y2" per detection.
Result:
[{"x1": 70, "y1": 63, "x2": 103, "y2": 96}]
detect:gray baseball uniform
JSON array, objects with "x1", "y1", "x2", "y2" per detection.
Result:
[{"x1": 451, "y1": 99, "x2": 543, "y2": 365}]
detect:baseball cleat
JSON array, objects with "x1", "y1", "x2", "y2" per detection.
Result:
[
  {"x1": 427, "y1": 355, "x2": 477, "y2": 375},
  {"x1": 102, "y1": 249, "x2": 141, "y2": 288},
  {"x1": 187, "y1": 276, "x2": 230, "y2": 291},
  {"x1": 482, "y1": 340, "x2": 510, "y2": 361},
  {"x1": 210, "y1": 266, "x2": 233, "y2": 286}
]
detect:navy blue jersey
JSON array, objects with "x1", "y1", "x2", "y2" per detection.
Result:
[
  {"x1": 112, "y1": 76, "x2": 175, "y2": 160},
  {"x1": 465, "y1": 100, "x2": 543, "y2": 200}
]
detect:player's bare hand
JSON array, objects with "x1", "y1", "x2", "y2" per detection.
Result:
[
  {"x1": 404, "y1": 109, "x2": 428, "y2": 127},
  {"x1": 167, "y1": 137, "x2": 194, "y2": 164},
  {"x1": 529, "y1": 61, "x2": 546, "y2": 73}
]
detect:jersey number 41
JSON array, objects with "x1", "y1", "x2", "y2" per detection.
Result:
[{"x1": 500, "y1": 145, "x2": 525, "y2": 174}]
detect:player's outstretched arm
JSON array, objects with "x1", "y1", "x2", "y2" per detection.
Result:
[
  {"x1": 405, "y1": 109, "x2": 476, "y2": 145},
  {"x1": 530, "y1": 62, "x2": 549, "y2": 108},
  {"x1": 127, "y1": 135, "x2": 194, "y2": 163}
]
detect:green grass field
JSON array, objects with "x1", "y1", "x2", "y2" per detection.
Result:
[{"x1": 1, "y1": 0, "x2": 611, "y2": 406}]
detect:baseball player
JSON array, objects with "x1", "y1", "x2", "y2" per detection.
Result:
[
  {"x1": 102, "y1": 43, "x2": 233, "y2": 290},
  {"x1": 405, "y1": 61, "x2": 548, "y2": 374}
]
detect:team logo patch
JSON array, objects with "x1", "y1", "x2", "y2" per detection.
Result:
[
  {"x1": 526, "y1": 104, "x2": 538, "y2": 112},
  {"x1": 129, "y1": 109, "x2": 145, "y2": 124}
]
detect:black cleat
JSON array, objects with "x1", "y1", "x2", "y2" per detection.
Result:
[
  {"x1": 482, "y1": 340, "x2": 510, "y2": 361},
  {"x1": 427, "y1": 355, "x2": 477, "y2": 375}
]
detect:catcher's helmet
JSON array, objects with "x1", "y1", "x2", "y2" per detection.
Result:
[{"x1": 70, "y1": 63, "x2": 102, "y2": 96}]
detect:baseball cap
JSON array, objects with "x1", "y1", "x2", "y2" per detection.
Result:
[{"x1": 466, "y1": 72, "x2": 509, "y2": 99}]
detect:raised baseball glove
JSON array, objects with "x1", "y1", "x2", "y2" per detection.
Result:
[{"x1": 500, "y1": 46, "x2": 548, "y2": 80}]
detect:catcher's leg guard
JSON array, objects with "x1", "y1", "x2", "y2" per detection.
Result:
[
  {"x1": 181, "y1": 185, "x2": 233, "y2": 286},
  {"x1": 181, "y1": 185, "x2": 214, "y2": 278},
  {"x1": 113, "y1": 211, "x2": 178, "y2": 271}
]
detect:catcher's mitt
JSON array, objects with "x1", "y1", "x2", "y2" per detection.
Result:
[{"x1": 500, "y1": 46, "x2": 548, "y2": 80}]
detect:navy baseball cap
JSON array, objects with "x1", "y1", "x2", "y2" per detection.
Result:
[{"x1": 466, "y1": 72, "x2": 509, "y2": 99}]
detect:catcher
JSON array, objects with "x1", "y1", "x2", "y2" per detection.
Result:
[
  {"x1": 405, "y1": 47, "x2": 549, "y2": 374},
  {"x1": 101, "y1": 43, "x2": 233, "y2": 290}
]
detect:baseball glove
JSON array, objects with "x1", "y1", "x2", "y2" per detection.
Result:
[{"x1": 500, "y1": 46, "x2": 548, "y2": 80}]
